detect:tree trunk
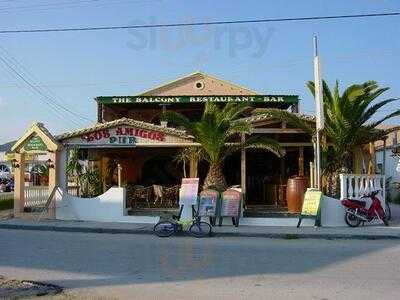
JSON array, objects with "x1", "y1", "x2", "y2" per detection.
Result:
[{"x1": 203, "y1": 162, "x2": 227, "y2": 191}]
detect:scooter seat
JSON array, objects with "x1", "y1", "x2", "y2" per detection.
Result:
[{"x1": 348, "y1": 199, "x2": 367, "y2": 207}]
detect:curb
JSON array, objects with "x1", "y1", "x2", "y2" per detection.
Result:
[{"x1": 1, "y1": 223, "x2": 400, "y2": 240}]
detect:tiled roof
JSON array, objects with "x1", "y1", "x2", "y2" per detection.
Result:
[
  {"x1": 11, "y1": 122, "x2": 60, "y2": 152},
  {"x1": 56, "y1": 118, "x2": 192, "y2": 141}
]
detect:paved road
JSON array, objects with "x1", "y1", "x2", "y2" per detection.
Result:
[{"x1": 1, "y1": 229, "x2": 400, "y2": 300}]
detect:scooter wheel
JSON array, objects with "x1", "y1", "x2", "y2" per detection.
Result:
[
  {"x1": 345, "y1": 211, "x2": 362, "y2": 227},
  {"x1": 383, "y1": 216, "x2": 389, "y2": 226}
]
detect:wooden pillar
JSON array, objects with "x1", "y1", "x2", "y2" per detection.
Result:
[
  {"x1": 382, "y1": 139, "x2": 386, "y2": 175},
  {"x1": 13, "y1": 152, "x2": 25, "y2": 216},
  {"x1": 280, "y1": 151, "x2": 285, "y2": 184},
  {"x1": 47, "y1": 151, "x2": 58, "y2": 218},
  {"x1": 298, "y1": 146, "x2": 304, "y2": 176},
  {"x1": 241, "y1": 134, "x2": 246, "y2": 206},
  {"x1": 117, "y1": 163, "x2": 122, "y2": 187},
  {"x1": 368, "y1": 142, "x2": 376, "y2": 174},
  {"x1": 189, "y1": 157, "x2": 198, "y2": 178}
]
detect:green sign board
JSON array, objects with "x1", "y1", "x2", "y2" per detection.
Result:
[
  {"x1": 297, "y1": 188, "x2": 323, "y2": 227},
  {"x1": 23, "y1": 135, "x2": 47, "y2": 152},
  {"x1": 96, "y1": 95, "x2": 299, "y2": 105}
]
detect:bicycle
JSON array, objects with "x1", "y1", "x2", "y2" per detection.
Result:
[{"x1": 153, "y1": 205, "x2": 212, "y2": 238}]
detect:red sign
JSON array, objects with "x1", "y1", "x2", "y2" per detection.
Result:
[{"x1": 80, "y1": 127, "x2": 166, "y2": 144}]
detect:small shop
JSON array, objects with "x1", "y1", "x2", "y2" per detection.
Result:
[{"x1": 11, "y1": 72, "x2": 321, "y2": 225}]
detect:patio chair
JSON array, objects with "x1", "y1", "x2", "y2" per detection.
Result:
[
  {"x1": 132, "y1": 185, "x2": 152, "y2": 208},
  {"x1": 163, "y1": 185, "x2": 180, "y2": 208}
]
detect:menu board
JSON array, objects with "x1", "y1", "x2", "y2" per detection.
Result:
[
  {"x1": 220, "y1": 189, "x2": 241, "y2": 217},
  {"x1": 301, "y1": 189, "x2": 322, "y2": 216},
  {"x1": 198, "y1": 189, "x2": 219, "y2": 217},
  {"x1": 179, "y1": 178, "x2": 199, "y2": 207},
  {"x1": 297, "y1": 188, "x2": 322, "y2": 227}
]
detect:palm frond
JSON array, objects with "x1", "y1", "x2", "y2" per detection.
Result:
[{"x1": 164, "y1": 111, "x2": 193, "y2": 132}]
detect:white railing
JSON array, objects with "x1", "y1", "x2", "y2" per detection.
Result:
[
  {"x1": 24, "y1": 186, "x2": 49, "y2": 208},
  {"x1": 67, "y1": 186, "x2": 79, "y2": 196},
  {"x1": 340, "y1": 174, "x2": 385, "y2": 202},
  {"x1": 0, "y1": 192, "x2": 13, "y2": 201}
]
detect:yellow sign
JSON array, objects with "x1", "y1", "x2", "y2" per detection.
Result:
[{"x1": 301, "y1": 189, "x2": 322, "y2": 216}]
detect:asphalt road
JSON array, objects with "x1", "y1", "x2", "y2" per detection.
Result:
[{"x1": 1, "y1": 229, "x2": 400, "y2": 300}]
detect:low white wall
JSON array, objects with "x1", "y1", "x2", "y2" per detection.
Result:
[
  {"x1": 55, "y1": 187, "x2": 159, "y2": 224},
  {"x1": 320, "y1": 195, "x2": 346, "y2": 227}
]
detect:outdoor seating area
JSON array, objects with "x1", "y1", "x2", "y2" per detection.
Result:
[{"x1": 126, "y1": 184, "x2": 180, "y2": 209}]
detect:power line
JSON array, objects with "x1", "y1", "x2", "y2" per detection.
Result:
[
  {"x1": 0, "y1": 12, "x2": 399, "y2": 34},
  {"x1": 0, "y1": 55, "x2": 84, "y2": 127},
  {"x1": 0, "y1": 46, "x2": 93, "y2": 122},
  {"x1": 0, "y1": 52, "x2": 92, "y2": 125}
]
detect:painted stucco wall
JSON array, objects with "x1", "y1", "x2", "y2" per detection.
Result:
[
  {"x1": 376, "y1": 149, "x2": 400, "y2": 200},
  {"x1": 55, "y1": 187, "x2": 159, "y2": 224}
]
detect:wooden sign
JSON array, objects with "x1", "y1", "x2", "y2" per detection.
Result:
[
  {"x1": 198, "y1": 189, "x2": 219, "y2": 217},
  {"x1": 23, "y1": 135, "x2": 47, "y2": 152},
  {"x1": 297, "y1": 188, "x2": 323, "y2": 227}
]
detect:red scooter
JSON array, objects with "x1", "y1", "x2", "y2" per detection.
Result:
[{"x1": 341, "y1": 190, "x2": 389, "y2": 227}]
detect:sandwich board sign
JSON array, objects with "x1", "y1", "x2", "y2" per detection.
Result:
[
  {"x1": 179, "y1": 178, "x2": 199, "y2": 220},
  {"x1": 297, "y1": 188, "x2": 322, "y2": 227},
  {"x1": 219, "y1": 189, "x2": 241, "y2": 227},
  {"x1": 198, "y1": 189, "x2": 219, "y2": 217}
]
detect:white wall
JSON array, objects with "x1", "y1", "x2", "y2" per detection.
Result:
[
  {"x1": 55, "y1": 187, "x2": 159, "y2": 224},
  {"x1": 376, "y1": 149, "x2": 400, "y2": 200}
]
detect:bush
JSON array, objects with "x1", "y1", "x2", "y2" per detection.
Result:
[{"x1": 0, "y1": 198, "x2": 13, "y2": 211}]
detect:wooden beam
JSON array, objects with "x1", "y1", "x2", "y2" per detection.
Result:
[
  {"x1": 253, "y1": 128, "x2": 306, "y2": 134},
  {"x1": 241, "y1": 134, "x2": 246, "y2": 207},
  {"x1": 298, "y1": 146, "x2": 304, "y2": 176},
  {"x1": 13, "y1": 152, "x2": 25, "y2": 217}
]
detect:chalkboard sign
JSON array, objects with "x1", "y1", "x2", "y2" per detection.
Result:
[
  {"x1": 198, "y1": 189, "x2": 219, "y2": 217},
  {"x1": 297, "y1": 188, "x2": 323, "y2": 227},
  {"x1": 219, "y1": 189, "x2": 241, "y2": 227}
]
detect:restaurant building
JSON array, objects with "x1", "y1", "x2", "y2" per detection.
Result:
[{"x1": 11, "y1": 71, "x2": 318, "y2": 224}]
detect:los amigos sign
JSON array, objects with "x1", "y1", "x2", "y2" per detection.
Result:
[{"x1": 79, "y1": 127, "x2": 166, "y2": 146}]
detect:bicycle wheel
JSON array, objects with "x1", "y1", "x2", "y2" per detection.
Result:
[
  {"x1": 189, "y1": 221, "x2": 212, "y2": 238},
  {"x1": 154, "y1": 221, "x2": 175, "y2": 237}
]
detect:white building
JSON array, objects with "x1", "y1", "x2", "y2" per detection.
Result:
[{"x1": 375, "y1": 126, "x2": 400, "y2": 201}]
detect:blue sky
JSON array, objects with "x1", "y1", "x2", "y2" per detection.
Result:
[{"x1": 0, "y1": 0, "x2": 399, "y2": 143}]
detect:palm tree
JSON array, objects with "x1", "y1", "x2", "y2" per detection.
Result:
[
  {"x1": 259, "y1": 80, "x2": 400, "y2": 195},
  {"x1": 66, "y1": 148, "x2": 83, "y2": 195},
  {"x1": 173, "y1": 147, "x2": 203, "y2": 178},
  {"x1": 165, "y1": 102, "x2": 283, "y2": 191}
]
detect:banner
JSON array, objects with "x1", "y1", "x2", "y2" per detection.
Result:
[{"x1": 96, "y1": 95, "x2": 299, "y2": 105}]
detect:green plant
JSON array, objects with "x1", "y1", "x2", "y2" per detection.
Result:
[
  {"x1": 258, "y1": 80, "x2": 400, "y2": 196},
  {"x1": 0, "y1": 198, "x2": 13, "y2": 211},
  {"x1": 80, "y1": 166, "x2": 103, "y2": 198},
  {"x1": 173, "y1": 147, "x2": 204, "y2": 178},
  {"x1": 66, "y1": 147, "x2": 83, "y2": 194},
  {"x1": 165, "y1": 102, "x2": 282, "y2": 191}
]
